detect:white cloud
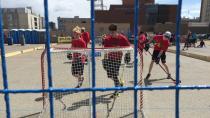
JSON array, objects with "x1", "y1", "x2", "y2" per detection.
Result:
[
  {"x1": 1, "y1": 0, "x2": 90, "y2": 23},
  {"x1": 1, "y1": 0, "x2": 201, "y2": 23},
  {"x1": 181, "y1": 2, "x2": 201, "y2": 18}
]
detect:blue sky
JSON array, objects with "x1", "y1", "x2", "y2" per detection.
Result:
[
  {"x1": 155, "y1": 0, "x2": 201, "y2": 18},
  {"x1": 2, "y1": 0, "x2": 201, "y2": 22}
]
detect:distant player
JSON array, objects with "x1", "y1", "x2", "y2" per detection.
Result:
[
  {"x1": 197, "y1": 39, "x2": 206, "y2": 48},
  {"x1": 182, "y1": 31, "x2": 191, "y2": 50},
  {"x1": 81, "y1": 27, "x2": 90, "y2": 48},
  {"x1": 102, "y1": 24, "x2": 131, "y2": 98},
  {"x1": 145, "y1": 31, "x2": 172, "y2": 80},
  {"x1": 71, "y1": 26, "x2": 86, "y2": 88}
]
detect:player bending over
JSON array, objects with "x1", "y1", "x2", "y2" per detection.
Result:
[
  {"x1": 102, "y1": 24, "x2": 131, "y2": 98},
  {"x1": 145, "y1": 31, "x2": 172, "y2": 80}
]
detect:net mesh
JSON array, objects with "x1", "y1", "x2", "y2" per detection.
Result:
[{"x1": 39, "y1": 46, "x2": 144, "y2": 118}]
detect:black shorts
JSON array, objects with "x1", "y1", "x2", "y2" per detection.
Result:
[
  {"x1": 71, "y1": 58, "x2": 84, "y2": 76},
  {"x1": 102, "y1": 59, "x2": 121, "y2": 78},
  {"x1": 152, "y1": 50, "x2": 166, "y2": 63}
]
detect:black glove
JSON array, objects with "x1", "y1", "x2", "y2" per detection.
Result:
[
  {"x1": 67, "y1": 53, "x2": 72, "y2": 60},
  {"x1": 102, "y1": 59, "x2": 108, "y2": 70},
  {"x1": 155, "y1": 57, "x2": 160, "y2": 64},
  {"x1": 124, "y1": 52, "x2": 131, "y2": 64},
  {"x1": 144, "y1": 44, "x2": 150, "y2": 52}
]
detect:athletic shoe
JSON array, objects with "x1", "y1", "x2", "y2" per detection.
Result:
[
  {"x1": 167, "y1": 74, "x2": 172, "y2": 79},
  {"x1": 118, "y1": 80, "x2": 124, "y2": 93},
  {"x1": 119, "y1": 79, "x2": 124, "y2": 87},
  {"x1": 145, "y1": 73, "x2": 151, "y2": 80},
  {"x1": 109, "y1": 92, "x2": 119, "y2": 99},
  {"x1": 76, "y1": 77, "x2": 84, "y2": 88}
]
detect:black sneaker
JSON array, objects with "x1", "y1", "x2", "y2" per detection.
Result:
[
  {"x1": 109, "y1": 92, "x2": 119, "y2": 99},
  {"x1": 145, "y1": 73, "x2": 151, "y2": 80},
  {"x1": 167, "y1": 74, "x2": 172, "y2": 79},
  {"x1": 76, "y1": 77, "x2": 84, "y2": 88}
]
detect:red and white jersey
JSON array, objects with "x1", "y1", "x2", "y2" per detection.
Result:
[
  {"x1": 103, "y1": 34, "x2": 131, "y2": 60},
  {"x1": 71, "y1": 38, "x2": 86, "y2": 63},
  {"x1": 81, "y1": 32, "x2": 90, "y2": 47},
  {"x1": 153, "y1": 35, "x2": 170, "y2": 52}
]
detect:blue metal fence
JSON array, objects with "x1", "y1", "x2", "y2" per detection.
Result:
[{"x1": 1, "y1": 0, "x2": 209, "y2": 118}]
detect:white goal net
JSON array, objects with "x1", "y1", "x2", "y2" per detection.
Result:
[{"x1": 39, "y1": 46, "x2": 144, "y2": 118}]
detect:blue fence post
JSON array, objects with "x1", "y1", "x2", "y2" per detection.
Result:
[
  {"x1": 133, "y1": 0, "x2": 139, "y2": 118},
  {"x1": 0, "y1": 3, "x2": 11, "y2": 118},
  {"x1": 90, "y1": 0, "x2": 96, "y2": 117},
  {"x1": 175, "y1": 0, "x2": 182, "y2": 118},
  {"x1": 43, "y1": 0, "x2": 54, "y2": 118}
]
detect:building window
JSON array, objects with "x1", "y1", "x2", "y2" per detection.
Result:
[
  {"x1": 7, "y1": 14, "x2": 13, "y2": 21},
  {"x1": 34, "y1": 17, "x2": 37, "y2": 21},
  {"x1": 81, "y1": 21, "x2": 87, "y2": 23}
]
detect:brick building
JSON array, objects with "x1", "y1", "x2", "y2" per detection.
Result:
[
  {"x1": 95, "y1": 0, "x2": 177, "y2": 32},
  {"x1": 57, "y1": 16, "x2": 130, "y2": 36},
  {"x1": 200, "y1": 0, "x2": 210, "y2": 23}
]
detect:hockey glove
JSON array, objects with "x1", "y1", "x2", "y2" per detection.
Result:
[
  {"x1": 144, "y1": 43, "x2": 150, "y2": 52},
  {"x1": 67, "y1": 53, "x2": 72, "y2": 60},
  {"x1": 124, "y1": 52, "x2": 131, "y2": 64}
]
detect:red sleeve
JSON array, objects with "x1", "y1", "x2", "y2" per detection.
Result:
[
  {"x1": 118, "y1": 34, "x2": 130, "y2": 46},
  {"x1": 82, "y1": 32, "x2": 90, "y2": 43},
  {"x1": 153, "y1": 35, "x2": 161, "y2": 42},
  {"x1": 80, "y1": 39, "x2": 86, "y2": 48},
  {"x1": 139, "y1": 35, "x2": 146, "y2": 43},
  {"x1": 103, "y1": 36, "x2": 111, "y2": 47},
  {"x1": 162, "y1": 40, "x2": 170, "y2": 51},
  {"x1": 138, "y1": 35, "x2": 146, "y2": 50},
  {"x1": 71, "y1": 39, "x2": 86, "y2": 48},
  {"x1": 86, "y1": 32, "x2": 90, "y2": 42},
  {"x1": 71, "y1": 40, "x2": 76, "y2": 48}
]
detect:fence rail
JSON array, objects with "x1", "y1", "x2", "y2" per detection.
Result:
[{"x1": 1, "y1": 0, "x2": 208, "y2": 118}]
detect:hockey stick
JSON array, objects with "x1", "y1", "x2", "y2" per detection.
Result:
[
  {"x1": 147, "y1": 50, "x2": 181, "y2": 84},
  {"x1": 106, "y1": 96, "x2": 117, "y2": 118},
  {"x1": 119, "y1": 62, "x2": 126, "y2": 89}
]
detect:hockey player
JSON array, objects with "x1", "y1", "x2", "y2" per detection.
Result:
[
  {"x1": 81, "y1": 27, "x2": 90, "y2": 48},
  {"x1": 71, "y1": 26, "x2": 86, "y2": 88},
  {"x1": 102, "y1": 24, "x2": 131, "y2": 98},
  {"x1": 145, "y1": 31, "x2": 172, "y2": 80}
]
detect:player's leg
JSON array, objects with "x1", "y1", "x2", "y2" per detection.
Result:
[
  {"x1": 161, "y1": 53, "x2": 171, "y2": 79},
  {"x1": 76, "y1": 59, "x2": 85, "y2": 88},
  {"x1": 110, "y1": 60, "x2": 122, "y2": 98},
  {"x1": 145, "y1": 50, "x2": 157, "y2": 79},
  {"x1": 112, "y1": 60, "x2": 121, "y2": 87},
  {"x1": 72, "y1": 59, "x2": 84, "y2": 88}
]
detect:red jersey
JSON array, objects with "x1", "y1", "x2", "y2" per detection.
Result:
[
  {"x1": 71, "y1": 38, "x2": 86, "y2": 63},
  {"x1": 153, "y1": 35, "x2": 170, "y2": 51},
  {"x1": 138, "y1": 34, "x2": 146, "y2": 51},
  {"x1": 81, "y1": 32, "x2": 90, "y2": 47},
  {"x1": 103, "y1": 34, "x2": 130, "y2": 60}
]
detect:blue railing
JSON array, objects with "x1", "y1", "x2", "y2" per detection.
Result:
[{"x1": 1, "y1": 0, "x2": 209, "y2": 118}]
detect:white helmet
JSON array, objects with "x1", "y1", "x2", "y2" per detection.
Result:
[{"x1": 164, "y1": 31, "x2": 171, "y2": 39}]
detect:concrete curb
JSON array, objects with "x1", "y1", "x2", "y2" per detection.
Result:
[
  {"x1": 3, "y1": 44, "x2": 58, "y2": 58},
  {"x1": 5, "y1": 46, "x2": 45, "y2": 58},
  {"x1": 167, "y1": 49, "x2": 210, "y2": 62}
]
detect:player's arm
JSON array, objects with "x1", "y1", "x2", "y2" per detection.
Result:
[
  {"x1": 120, "y1": 35, "x2": 131, "y2": 47},
  {"x1": 102, "y1": 34, "x2": 109, "y2": 58}
]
